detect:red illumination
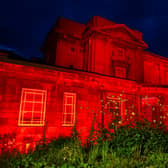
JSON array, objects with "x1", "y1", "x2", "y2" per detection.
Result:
[
  {"x1": 115, "y1": 67, "x2": 127, "y2": 78},
  {"x1": 1, "y1": 16, "x2": 168, "y2": 154},
  {"x1": 115, "y1": 48, "x2": 126, "y2": 59}
]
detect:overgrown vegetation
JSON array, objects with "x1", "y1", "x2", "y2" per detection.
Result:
[{"x1": 1, "y1": 119, "x2": 168, "y2": 168}]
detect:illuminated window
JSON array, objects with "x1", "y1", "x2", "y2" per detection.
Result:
[
  {"x1": 18, "y1": 88, "x2": 47, "y2": 126},
  {"x1": 141, "y1": 97, "x2": 160, "y2": 123},
  {"x1": 106, "y1": 98, "x2": 124, "y2": 122},
  {"x1": 115, "y1": 67, "x2": 126, "y2": 78},
  {"x1": 62, "y1": 92, "x2": 76, "y2": 126}
]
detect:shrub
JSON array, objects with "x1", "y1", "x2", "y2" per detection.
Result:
[{"x1": 1, "y1": 118, "x2": 168, "y2": 167}]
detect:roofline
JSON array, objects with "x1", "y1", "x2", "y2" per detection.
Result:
[
  {"x1": 0, "y1": 57, "x2": 138, "y2": 84},
  {"x1": 0, "y1": 49, "x2": 29, "y2": 60},
  {"x1": 58, "y1": 16, "x2": 85, "y2": 26},
  {"x1": 141, "y1": 83, "x2": 168, "y2": 88},
  {"x1": 2, "y1": 56, "x2": 168, "y2": 90},
  {"x1": 144, "y1": 50, "x2": 168, "y2": 63}
]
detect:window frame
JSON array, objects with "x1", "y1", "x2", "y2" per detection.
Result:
[
  {"x1": 62, "y1": 92, "x2": 76, "y2": 126},
  {"x1": 18, "y1": 88, "x2": 47, "y2": 126},
  {"x1": 117, "y1": 48, "x2": 125, "y2": 58},
  {"x1": 112, "y1": 47, "x2": 126, "y2": 59},
  {"x1": 115, "y1": 66, "x2": 127, "y2": 78},
  {"x1": 106, "y1": 97, "x2": 125, "y2": 121},
  {"x1": 141, "y1": 97, "x2": 160, "y2": 123}
]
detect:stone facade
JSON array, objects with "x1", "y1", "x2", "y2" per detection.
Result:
[{"x1": 0, "y1": 16, "x2": 168, "y2": 153}]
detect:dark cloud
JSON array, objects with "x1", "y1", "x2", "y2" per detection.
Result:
[{"x1": 0, "y1": 0, "x2": 168, "y2": 58}]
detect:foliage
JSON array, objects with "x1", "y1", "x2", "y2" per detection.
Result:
[
  {"x1": 0, "y1": 132, "x2": 16, "y2": 154},
  {"x1": 1, "y1": 118, "x2": 168, "y2": 167}
]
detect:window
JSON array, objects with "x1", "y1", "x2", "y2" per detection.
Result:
[
  {"x1": 115, "y1": 67, "x2": 126, "y2": 78},
  {"x1": 141, "y1": 97, "x2": 160, "y2": 123},
  {"x1": 112, "y1": 48, "x2": 125, "y2": 59},
  {"x1": 162, "y1": 68, "x2": 168, "y2": 84},
  {"x1": 18, "y1": 88, "x2": 47, "y2": 126},
  {"x1": 106, "y1": 98, "x2": 124, "y2": 123},
  {"x1": 62, "y1": 92, "x2": 76, "y2": 126},
  {"x1": 117, "y1": 48, "x2": 125, "y2": 58},
  {"x1": 144, "y1": 61, "x2": 159, "y2": 84}
]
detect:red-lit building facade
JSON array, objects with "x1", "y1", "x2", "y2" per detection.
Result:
[{"x1": 1, "y1": 16, "x2": 168, "y2": 152}]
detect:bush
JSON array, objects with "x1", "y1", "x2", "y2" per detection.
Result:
[{"x1": 1, "y1": 118, "x2": 168, "y2": 167}]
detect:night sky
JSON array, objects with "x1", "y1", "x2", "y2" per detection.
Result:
[{"x1": 0, "y1": 0, "x2": 168, "y2": 59}]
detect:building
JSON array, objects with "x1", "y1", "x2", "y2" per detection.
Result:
[{"x1": 0, "y1": 16, "x2": 168, "y2": 153}]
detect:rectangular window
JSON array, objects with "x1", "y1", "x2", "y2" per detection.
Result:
[
  {"x1": 112, "y1": 48, "x2": 125, "y2": 59},
  {"x1": 144, "y1": 61, "x2": 159, "y2": 84},
  {"x1": 106, "y1": 97, "x2": 124, "y2": 123},
  {"x1": 115, "y1": 67, "x2": 126, "y2": 78},
  {"x1": 18, "y1": 88, "x2": 47, "y2": 126},
  {"x1": 141, "y1": 97, "x2": 160, "y2": 123},
  {"x1": 117, "y1": 48, "x2": 125, "y2": 58},
  {"x1": 62, "y1": 92, "x2": 76, "y2": 126}
]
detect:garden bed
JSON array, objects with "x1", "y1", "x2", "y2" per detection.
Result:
[{"x1": 1, "y1": 120, "x2": 168, "y2": 168}]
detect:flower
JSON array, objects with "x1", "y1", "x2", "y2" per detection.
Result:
[
  {"x1": 153, "y1": 120, "x2": 156, "y2": 123},
  {"x1": 152, "y1": 107, "x2": 155, "y2": 111},
  {"x1": 132, "y1": 112, "x2": 135, "y2": 116}
]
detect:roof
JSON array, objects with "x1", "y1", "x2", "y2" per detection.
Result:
[
  {"x1": 0, "y1": 49, "x2": 28, "y2": 61},
  {"x1": 0, "y1": 55, "x2": 138, "y2": 85},
  {"x1": 56, "y1": 17, "x2": 85, "y2": 37},
  {"x1": 144, "y1": 50, "x2": 168, "y2": 63}
]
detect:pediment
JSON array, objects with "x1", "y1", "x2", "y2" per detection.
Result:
[{"x1": 93, "y1": 24, "x2": 148, "y2": 48}]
